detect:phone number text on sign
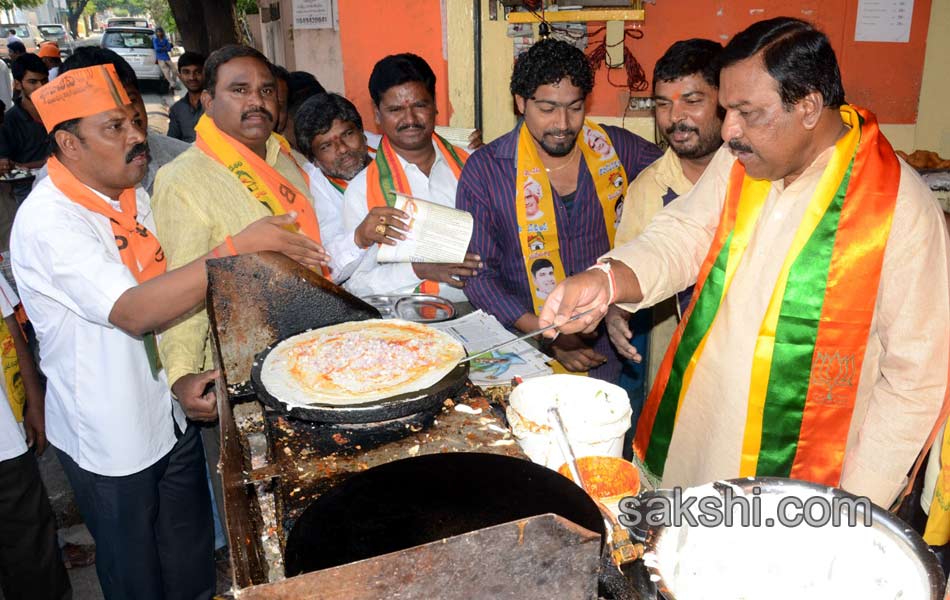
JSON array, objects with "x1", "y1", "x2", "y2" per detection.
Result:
[{"x1": 293, "y1": 0, "x2": 333, "y2": 30}]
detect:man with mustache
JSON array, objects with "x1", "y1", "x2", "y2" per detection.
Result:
[
  {"x1": 456, "y1": 39, "x2": 660, "y2": 380},
  {"x1": 61, "y1": 46, "x2": 190, "y2": 196},
  {"x1": 151, "y1": 45, "x2": 332, "y2": 427},
  {"x1": 341, "y1": 53, "x2": 482, "y2": 301},
  {"x1": 295, "y1": 92, "x2": 383, "y2": 283},
  {"x1": 538, "y1": 18, "x2": 950, "y2": 509},
  {"x1": 11, "y1": 63, "x2": 326, "y2": 599},
  {"x1": 606, "y1": 39, "x2": 723, "y2": 415}
]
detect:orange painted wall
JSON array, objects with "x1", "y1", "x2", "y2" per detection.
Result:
[
  {"x1": 337, "y1": 0, "x2": 451, "y2": 134},
  {"x1": 586, "y1": 0, "x2": 932, "y2": 123}
]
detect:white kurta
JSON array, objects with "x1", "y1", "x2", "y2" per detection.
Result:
[
  {"x1": 606, "y1": 144, "x2": 950, "y2": 508},
  {"x1": 341, "y1": 138, "x2": 468, "y2": 302},
  {"x1": 11, "y1": 177, "x2": 184, "y2": 476}
]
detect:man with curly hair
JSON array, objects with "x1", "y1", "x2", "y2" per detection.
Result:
[{"x1": 457, "y1": 38, "x2": 661, "y2": 381}]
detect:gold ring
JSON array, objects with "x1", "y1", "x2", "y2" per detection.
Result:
[
  {"x1": 375, "y1": 224, "x2": 387, "y2": 235},
  {"x1": 378, "y1": 215, "x2": 387, "y2": 223}
]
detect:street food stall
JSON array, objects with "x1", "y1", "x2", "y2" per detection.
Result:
[
  {"x1": 205, "y1": 252, "x2": 945, "y2": 600},
  {"x1": 205, "y1": 252, "x2": 636, "y2": 599}
]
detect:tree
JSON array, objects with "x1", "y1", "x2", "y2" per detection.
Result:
[
  {"x1": 167, "y1": 0, "x2": 240, "y2": 56},
  {"x1": 0, "y1": 0, "x2": 43, "y2": 10},
  {"x1": 65, "y1": 0, "x2": 93, "y2": 37}
]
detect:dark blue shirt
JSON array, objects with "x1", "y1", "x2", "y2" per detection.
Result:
[
  {"x1": 457, "y1": 124, "x2": 661, "y2": 381},
  {"x1": 153, "y1": 36, "x2": 172, "y2": 61}
]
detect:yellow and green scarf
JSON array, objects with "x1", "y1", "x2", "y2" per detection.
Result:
[
  {"x1": 634, "y1": 105, "x2": 899, "y2": 485},
  {"x1": 516, "y1": 119, "x2": 627, "y2": 315}
]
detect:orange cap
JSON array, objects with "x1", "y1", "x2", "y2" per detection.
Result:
[
  {"x1": 38, "y1": 42, "x2": 60, "y2": 59},
  {"x1": 32, "y1": 64, "x2": 131, "y2": 132}
]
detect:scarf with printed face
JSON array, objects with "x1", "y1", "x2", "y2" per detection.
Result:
[
  {"x1": 516, "y1": 119, "x2": 628, "y2": 315},
  {"x1": 634, "y1": 105, "x2": 899, "y2": 486},
  {"x1": 365, "y1": 134, "x2": 468, "y2": 294},
  {"x1": 194, "y1": 114, "x2": 328, "y2": 277},
  {"x1": 48, "y1": 155, "x2": 167, "y2": 375}
]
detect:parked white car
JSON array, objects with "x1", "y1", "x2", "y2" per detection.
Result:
[{"x1": 100, "y1": 26, "x2": 167, "y2": 92}]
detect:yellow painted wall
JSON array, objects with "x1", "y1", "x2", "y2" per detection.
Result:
[
  {"x1": 446, "y1": 0, "x2": 517, "y2": 141},
  {"x1": 447, "y1": 0, "x2": 950, "y2": 153},
  {"x1": 914, "y1": 0, "x2": 950, "y2": 157}
]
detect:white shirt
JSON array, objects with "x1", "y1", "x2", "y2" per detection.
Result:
[
  {"x1": 48, "y1": 66, "x2": 59, "y2": 80},
  {"x1": 11, "y1": 176, "x2": 185, "y2": 476},
  {"x1": 305, "y1": 131, "x2": 382, "y2": 283},
  {"x1": 341, "y1": 138, "x2": 468, "y2": 302},
  {"x1": 0, "y1": 276, "x2": 26, "y2": 462},
  {"x1": 0, "y1": 59, "x2": 12, "y2": 109},
  {"x1": 305, "y1": 162, "x2": 360, "y2": 282}
]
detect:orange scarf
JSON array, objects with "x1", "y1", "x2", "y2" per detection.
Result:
[
  {"x1": 47, "y1": 156, "x2": 165, "y2": 283},
  {"x1": 195, "y1": 115, "x2": 328, "y2": 277}
]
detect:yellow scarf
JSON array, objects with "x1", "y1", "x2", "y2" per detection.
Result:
[
  {"x1": 0, "y1": 317, "x2": 24, "y2": 422},
  {"x1": 515, "y1": 119, "x2": 628, "y2": 315}
]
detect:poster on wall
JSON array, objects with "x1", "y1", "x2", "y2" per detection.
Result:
[
  {"x1": 293, "y1": 0, "x2": 334, "y2": 30},
  {"x1": 854, "y1": 0, "x2": 913, "y2": 43}
]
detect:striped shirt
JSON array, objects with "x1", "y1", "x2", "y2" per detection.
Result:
[{"x1": 457, "y1": 123, "x2": 661, "y2": 381}]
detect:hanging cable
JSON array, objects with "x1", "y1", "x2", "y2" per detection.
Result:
[{"x1": 586, "y1": 26, "x2": 648, "y2": 93}]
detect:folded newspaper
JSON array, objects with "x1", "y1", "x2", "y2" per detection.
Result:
[
  {"x1": 376, "y1": 192, "x2": 474, "y2": 264},
  {"x1": 430, "y1": 310, "x2": 553, "y2": 386}
]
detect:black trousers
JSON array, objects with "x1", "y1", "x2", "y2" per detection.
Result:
[
  {"x1": 0, "y1": 450, "x2": 71, "y2": 600},
  {"x1": 57, "y1": 423, "x2": 214, "y2": 600}
]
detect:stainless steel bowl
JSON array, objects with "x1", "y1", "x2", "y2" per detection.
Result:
[
  {"x1": 642, "y1": 477, "x2": 945, "y2": 600},
  {"x1": 394, "y1": 294, "x2": 456, "y2": 323}
]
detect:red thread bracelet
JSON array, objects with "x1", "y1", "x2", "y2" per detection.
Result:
[{"x1": 224, "y1": 235, "x2": 238, "y2": 256}]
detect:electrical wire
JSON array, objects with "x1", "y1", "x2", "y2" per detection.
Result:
[
  {"x1": 516, "y1": 2, "x2": 648, "y2": 94},
  {"x1": 586, "y1": 27, "x2": 648, "y2": 93}
]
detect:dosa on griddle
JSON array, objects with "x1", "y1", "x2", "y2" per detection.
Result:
[{"x1": 261, "y1": 319, "x2": 465, "y2": 406}]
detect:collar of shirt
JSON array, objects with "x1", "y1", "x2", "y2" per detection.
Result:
[
  {"x1": 12, "y1": 97, "x2": 40, "y2": 123},
  {"x1": 390, "y1": 136, "x2": 448, "y2": 175},
  {"x1": 263, "y1": 134, "x2": 283, "y2": 166},
  {"x1": 175, "y1": 95, "x2": 204, "y2": 114},
  {"x1": 655, "y1": 147, "x2": 694, "y2": 198}
]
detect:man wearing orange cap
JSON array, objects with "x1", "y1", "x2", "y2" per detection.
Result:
[
  {"x1": 38, "y1": 42, "x2": 61, "y2": 79},
  {"x1": 11, "y1": 64, "x2": 327, "y2": 599}
]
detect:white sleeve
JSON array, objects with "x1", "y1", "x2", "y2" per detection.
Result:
[
  {"x1": 12, "y1": 213, "x2": 137, "y2": 328},
  {"x1": 310, "y1": 174, "x2": 363, "y2": 282},
  {"x1": 341, "y1": 172, "x2": 422, "y2": 296},
  {"x1": 342, "y1": 244, "x2": 421, "y2": 297}
]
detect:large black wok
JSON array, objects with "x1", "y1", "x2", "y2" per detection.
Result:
[{"x1": 284, "y1": 452, "x2": 606, "y2": 576}]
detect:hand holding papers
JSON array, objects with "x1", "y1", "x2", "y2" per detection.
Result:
[{"x1": 377, "y1": 192, "x2": 475, "y2": 264}]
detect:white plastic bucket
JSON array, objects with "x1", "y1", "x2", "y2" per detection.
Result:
[{"x1": 506, "y1": 374, "x2": 632, "y2": 470}]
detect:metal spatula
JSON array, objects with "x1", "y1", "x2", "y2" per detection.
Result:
[{"x1": 458, "y1": 308, "x2": 597, "y2": 364}]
